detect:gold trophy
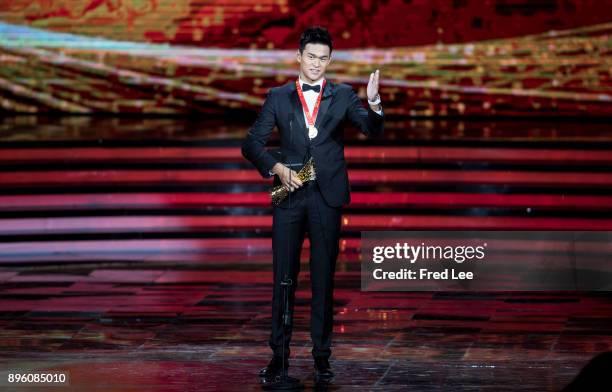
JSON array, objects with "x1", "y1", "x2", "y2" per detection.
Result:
[{"x1": 270, "y1": 157, "x2": 315, "y2": 205}]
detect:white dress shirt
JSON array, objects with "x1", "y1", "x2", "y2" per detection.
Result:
[
  {"x1": 298, "y1": 75, "x2": 326, "y2": 181},
  {"x1": 298, "y1": 75, "x2": 326, "y2": 134}
]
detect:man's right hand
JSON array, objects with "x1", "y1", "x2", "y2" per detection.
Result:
[{"x1": 272, "y1": 163, "x2": 303, "y2": 192}]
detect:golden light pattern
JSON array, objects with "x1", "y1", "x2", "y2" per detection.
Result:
[{"x1": 0, "y1": 20, "x2": 609, "y2": 116}]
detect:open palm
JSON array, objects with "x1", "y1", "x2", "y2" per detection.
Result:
[{"x1": 367, "y1": 69, "x2": 380, "y2": 101}]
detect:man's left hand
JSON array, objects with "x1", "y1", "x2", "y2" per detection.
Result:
[{"x1": 367, "y1": 69, "x2": 380, "y2": 101}]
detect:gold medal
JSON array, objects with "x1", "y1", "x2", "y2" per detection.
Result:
[{"x1": 308, "y1": 125, "x2": 318, "y2": 139}]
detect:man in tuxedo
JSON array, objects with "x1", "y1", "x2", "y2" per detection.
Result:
[{"x1": 241, "y1": 26, "x2": 383, "y2": 381}]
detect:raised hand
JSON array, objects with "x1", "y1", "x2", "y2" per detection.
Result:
[{"x1": 367, "y1": 69, "x2": 380, "y2": 101}]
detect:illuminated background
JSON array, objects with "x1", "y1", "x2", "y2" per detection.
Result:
[{"x1": 0, "y1": 0, "x2": 610, "y2": 116}]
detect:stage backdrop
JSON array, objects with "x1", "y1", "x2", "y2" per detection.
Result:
[{"x1": 0, "y1": 0, "x2": 610, "y2": 116}]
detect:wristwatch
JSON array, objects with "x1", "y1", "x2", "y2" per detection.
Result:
[{"x1": 368, "y1": 94, "x2": 381, "y2": 105}]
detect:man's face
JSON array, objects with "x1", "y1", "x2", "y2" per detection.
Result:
[{"x1": 297, "y1": 43, "x2": 331, "y2": 83}]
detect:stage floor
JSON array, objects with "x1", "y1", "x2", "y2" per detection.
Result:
[
  {"x1": 1, "y1": 117, "x2": 611, "y2": 391},
  {"x1": 2, "y1": 259, "x2": 611, "y2": 391}
]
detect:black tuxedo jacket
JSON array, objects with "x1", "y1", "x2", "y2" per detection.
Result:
[{"x1": 241, "y1": 79, "x2": 384, "y2": 208}]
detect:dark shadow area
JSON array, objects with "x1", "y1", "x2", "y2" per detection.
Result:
[{"x1": 561, "y1": 351, "x2": 612, "y2": 392}]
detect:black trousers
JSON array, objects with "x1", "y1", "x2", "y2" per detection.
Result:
[{"x1": 269, "y1": 180, "x2": 342, "y2": 359}]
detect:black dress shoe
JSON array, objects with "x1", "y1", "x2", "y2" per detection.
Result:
[
  {"x1": 314, "y1": 357, "x2": 334, "y2": 381},
  {"x1": 259, "y1": 355, "x2": 289, "y2": 378}
]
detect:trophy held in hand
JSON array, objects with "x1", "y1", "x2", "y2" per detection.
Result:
[{"x1": 270, "y1": 157, "x2": 315, "y2": 206}]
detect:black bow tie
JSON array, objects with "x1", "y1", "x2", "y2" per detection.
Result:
[{"x1": 302, "y1": 83, "x2": 321, "y2": 93}]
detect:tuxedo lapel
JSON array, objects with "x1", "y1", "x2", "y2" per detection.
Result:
[
  {"x1": 290, "y1": 87, "x2": 309, "y2": 145},
  {"x1": 314, "y1": 81, "x2": 333, "y2": 131}
]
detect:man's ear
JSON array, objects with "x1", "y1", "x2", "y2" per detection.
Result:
[{"x1": 296, "y1": 50, "x2": 301, "y2": 64}]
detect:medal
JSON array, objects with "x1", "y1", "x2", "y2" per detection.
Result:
[
  {"x1": 308, "y1": 125, "x2": 318, "y2": 139},
  {"x1": 296, "y1": 79, "x2": 326, "y2": 140}
]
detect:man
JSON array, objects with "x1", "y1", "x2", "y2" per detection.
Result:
[{"x1": 241, "y1": 26, "x2": 383, "y2": 381}]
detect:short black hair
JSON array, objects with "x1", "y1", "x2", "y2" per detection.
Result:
[{"x1": 299, "y1": 26, "x2": 333, "y2": 54}]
